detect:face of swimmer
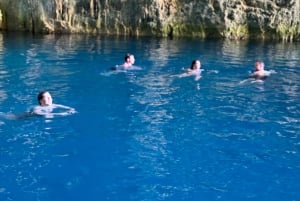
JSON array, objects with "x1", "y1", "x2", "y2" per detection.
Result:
[
  {"x1": 38, "y1": 91, "x2": 53, "y2": 106},
  {"x1": 254, "y1": 61, "x2": 264, "y2": 71},
  {"x1": 191, "y1": 60, "x2": 201, "y2": 70},
  {"x1": 129, "y1": 55, "x2": 135, "y2": 65}
]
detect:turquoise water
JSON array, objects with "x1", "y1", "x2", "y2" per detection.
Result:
[{"x1": 0, "y1": 33, "x2": 299, "y2": 201}]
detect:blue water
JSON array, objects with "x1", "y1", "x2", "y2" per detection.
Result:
[{"x1": 0, "y1": 33, "x2": 299, "y2": 201}]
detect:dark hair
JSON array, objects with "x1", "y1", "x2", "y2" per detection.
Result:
[
  {"x1": 190, "y1": 60, "x2": 200, "y2": 70},
  {"x1": 37, "y1": 91, "x2": 47, "y2": 105},
  {"x1": 124, "y1": 53, "x2": 131, "y2": 62}
]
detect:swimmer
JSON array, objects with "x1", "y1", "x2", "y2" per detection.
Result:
[
  {"x1": 110, "y1": 53, "x2": 141, "y2": 71},
  {"x1": 0, "y1": 91, "x2": 76, "y2": 120},
  {"x1": 179, "y1": 60, "x2": 203, "y2": 80},
  {"x1": 32, "y1": 91, "x2": 76, "y2": 117},
  {"x1": 186, "y1": 60, "x2": 202, "y2": 73},
  {"x1": 249, "y1": 61, "x2": 271, "y2": 80},
  {"x1": 122, "y1": 53, "x2": 135, "y2": 69}
]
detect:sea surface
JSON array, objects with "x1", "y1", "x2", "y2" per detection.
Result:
[{"x1": 0, "y1": 33, "x2": 299, "y2": 201}]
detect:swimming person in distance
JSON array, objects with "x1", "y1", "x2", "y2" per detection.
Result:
[
  {"x1": 0, "y1": 91, "x2": 76, "y2": 120},
  {"x1": 186, "y1": 60, "x2": 202, "y2": 73},
  {"x1": 32, "y1": 91, "x2": 76, "y2": 117},
  {"x1": 249, "y1": 60, "x2": 271, "y2": 81},
  {"x1": 179, "y1": 60, "x2": 203, "y2": 81},
  {"x1": 111, "y1": 53, "x2": 141, "y2": 71},
  {"x1": 122, "y1": 53, "x2": 135, "y2": 69},
  {"x1": 239, "y1": 60, "x2": 275, "y2": 85}
]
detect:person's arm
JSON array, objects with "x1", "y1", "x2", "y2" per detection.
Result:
[
  {"x1": 249, "y1": 70, "x2": 271, "y2": 80},
  {"x1": 248, "y1": 70, "x2": 257, "y2": 78},
  {"x1": 52, "y1": 104, "x2": 77, "y2": 114},
  {"x1": 32, "y1": 104, "x2": 76, "y2": 117},
  {"x1": 185, "y1": 68, "x2": 192, "y2": 73}
]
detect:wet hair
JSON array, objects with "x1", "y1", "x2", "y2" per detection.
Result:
[
  {"x1": 37, "y1": 91, "x2": 47, "y2": 105},
  {"x1": 190, "y1": 60, "x2": 201, "y2": 70},
  {"x1": 124, "y1": 53, "x2": 131, "y2": 62}
]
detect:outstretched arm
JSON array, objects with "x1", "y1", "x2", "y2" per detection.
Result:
[{"x1": 52, "y1": 104, "x2": 77, "y2": 115}]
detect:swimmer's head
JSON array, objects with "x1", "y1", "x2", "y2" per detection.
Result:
[
  {"x1": 254, "y1": 60, "x2": 264, "y2": 71},
  {"x1": 124, "y1": 53, "x2": 135, "y2": 65},
  {"x1": 190, "y1": 60, "x2": 201, "y2": 70},
  {"x1": 37, "y1": 91, "x2": 53, "y2": 106}
]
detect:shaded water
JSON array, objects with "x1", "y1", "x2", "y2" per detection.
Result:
[{"x1": 0, "y1": 33, "x2": 299, "y2": 201}]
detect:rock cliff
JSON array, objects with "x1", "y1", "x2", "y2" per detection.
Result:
[{"x1": 0, "y1": 0, "x2": 299, "y2": 41}]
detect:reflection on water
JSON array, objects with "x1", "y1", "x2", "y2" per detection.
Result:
[
  {"x1": 221, "y1": 40, "x2": 250, "y2": 66},
  {"x1": 0, "y1": 115, "x2": 75, "y2": 199},
  {"x1": 146, "y1": 39, "x2": 182, "y2": 67},
  {"x1": 126, "y1": 70, "x2": 176, "y2": 193},
  {"x1": 121, "y1": 39, "x2": 188, "y2": 199}
]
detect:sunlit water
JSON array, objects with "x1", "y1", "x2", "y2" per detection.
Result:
[{"x1": 0, "y1": 33, "x2": 299, "y2": 201}]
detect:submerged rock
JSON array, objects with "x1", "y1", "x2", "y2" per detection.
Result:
[{"x1": 0, "y1": 0, "x2": 299, "y2": 41}]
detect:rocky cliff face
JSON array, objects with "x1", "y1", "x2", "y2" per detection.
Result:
[{"x1": 0, "y1": 0, "x2": 299, "y2": 41}]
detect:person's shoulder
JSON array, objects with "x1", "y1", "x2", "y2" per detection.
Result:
[
  {"x1": 262, "y1": 70, "x2": 271, "y2": 76},
  {"x1": 115, "y1": 64, "x2": 141, "y2": 71},
  {"x1": 249, "y1": 70, "x2": 270, "y2": 80},
  {"x1": 188, "y1": 69, "x2": 202, "y2": 74},
  {"x1": 32, "y1": 105, "x2": 43, "y2": 112},
  {"x1": 32, "y1": 105, "x2": 49, "y2": 115},
  {"x1": 111, "y1": 64, "x2": 127, "y2": 71},
  {"x1": 126, "y1": 65, "x2": 142, "y2": 70},
  {"x1": 255, "y1": 70, "x2": 271, "y2": 76}
]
